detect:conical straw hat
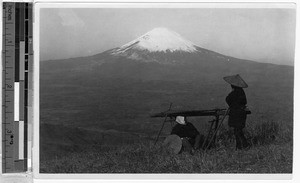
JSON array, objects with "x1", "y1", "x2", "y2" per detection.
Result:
[
  {"x1": 223, "y1": 74, "x2": 248, "y2": 88},
  {"x1": 163, "y1": 135, "x2": 182, "y2": 154}
]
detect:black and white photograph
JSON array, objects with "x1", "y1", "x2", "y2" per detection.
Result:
[{"x1": 39, "y1": 3, "x2": 295, "y2": 174}]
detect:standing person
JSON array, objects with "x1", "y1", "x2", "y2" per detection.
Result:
[
  {"x1": 171, "y1": 116, "x2": 204, "y2": 154},
  {"x1": 223, "y1": 74, "x2": 250, "y2": 150}
]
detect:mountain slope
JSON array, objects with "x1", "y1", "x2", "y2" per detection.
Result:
[
  {"x1": 107, "y1": 27, "x2": 232, "y2": 64},
  {"x1": 42, "y1": 27, "x2": 293, "y2": 84}
]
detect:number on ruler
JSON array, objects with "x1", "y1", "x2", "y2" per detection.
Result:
[
  {"x1": 6, "y1": 130, "x2": 12, "y2": 134},
  {"x1": 9, "y1": 135, "x2": 14, "y2": 145}
]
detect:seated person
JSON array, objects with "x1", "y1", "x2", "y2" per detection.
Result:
[{"x1": 171, "y1": 116, "x2": 204, "y2": 153}]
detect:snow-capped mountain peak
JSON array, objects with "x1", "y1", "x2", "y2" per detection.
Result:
[{"x1": 112, "y1": 27, "x2": 198, "y2": 54}]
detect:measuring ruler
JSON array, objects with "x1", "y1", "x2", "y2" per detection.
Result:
[{"x1": 2, "y1": 2, "x2": 33, "y2": 173}]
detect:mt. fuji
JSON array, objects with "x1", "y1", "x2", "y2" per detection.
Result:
[
  {"x1": 108, "y1": 27, "x2": 228, "y2": 64},
  {"x1": 41, "y1": 27, "x2": 293, "y2": 84},
  {"x1": 112, "y1": 27, "x2": 198, "y2": 53}
]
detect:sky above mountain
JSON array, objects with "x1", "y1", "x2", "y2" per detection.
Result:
[{"x1": 40, "y1": 6, "x2": 296, "y2": 65}]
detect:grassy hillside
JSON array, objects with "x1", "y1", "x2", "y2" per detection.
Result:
[
  {"x1": 40, "y1": 78, "x2": 293, "y2": 145},
  {"x1": 40, "y1": 56, "x2": 293, "y2": 173},
  {"x1": 40, "y1": 120, "x2": 292, "y2": 173}
]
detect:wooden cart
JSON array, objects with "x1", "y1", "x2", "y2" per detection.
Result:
[{"x1": 151, "y1": 105, "x2": 251, "y2": 151}]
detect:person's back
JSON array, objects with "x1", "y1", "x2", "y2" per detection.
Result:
[
  {"x1": 226, "y1": 86, "x2": 247, "y2": 109},
  {"x1": 226, "y1": 86, "x2": 247, "y2": 129},
  {"x1": 171, "y1": 122, "x2": 199, "y2": 140}
]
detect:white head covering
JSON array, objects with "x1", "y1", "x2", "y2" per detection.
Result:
[{"x1": 175, "y1": 116, "x2": 186, "y2": 125}]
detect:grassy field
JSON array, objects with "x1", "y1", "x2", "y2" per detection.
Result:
[
  {"x1": 40, "y1": 58, "x2": 293, "y2": 173},
  {"x1": 40, "y1": 120, "x2": 293, "y2": 173},
  {"x1": 39, "y1": 79, "x2": 293, "y2": 173}
]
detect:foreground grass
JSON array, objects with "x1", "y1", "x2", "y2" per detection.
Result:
[
  {"x1": 40, "y1": 121, "x2": 292, "y2": 173},
  {"x1": 40, "y1": 140, "x2": 292, "y2": 173}
]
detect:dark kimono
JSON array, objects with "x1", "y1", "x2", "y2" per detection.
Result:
[
  {"x1": 226, "y1": 87, "x2": 250, "y2": 149},
  {"x1": 226, "y1": 88, "x2": 247, "y2": 129},
  {"x1": 171, "y1": 122, "x2": 199, "y2": 145}
]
